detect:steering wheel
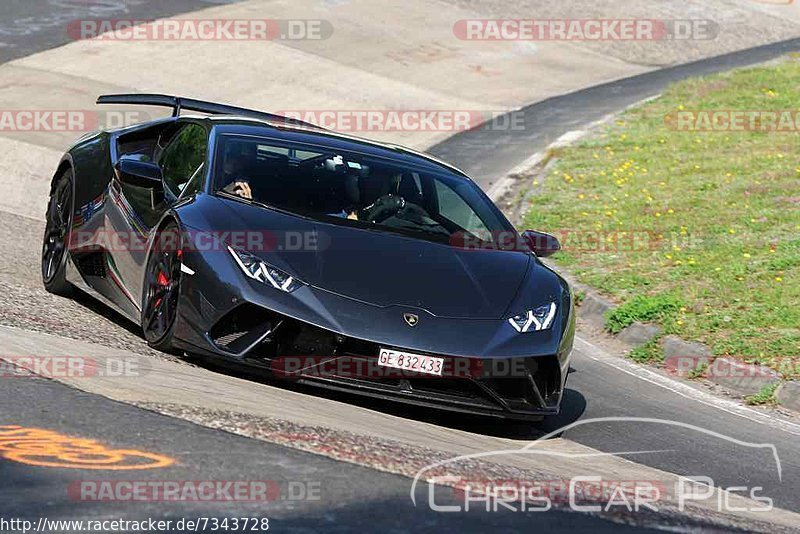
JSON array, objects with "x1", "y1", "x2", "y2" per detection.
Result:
[{"x1": 362, "y1": 194, "x2": 406, "y2": 223}]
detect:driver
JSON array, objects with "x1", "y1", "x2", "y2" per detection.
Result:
[{"x1": 221, "y1": 141, "x2": 255, "y2": 200}]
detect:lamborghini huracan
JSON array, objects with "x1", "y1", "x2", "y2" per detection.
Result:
[{"x1": 42, "y1": 94, "x2": 574, "y2": 420}]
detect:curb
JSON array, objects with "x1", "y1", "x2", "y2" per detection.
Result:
[
  {"x1": 578, "y1": 276, "x2": 794, "y2": 405},
  {"x1": 618, "y1": 322, "x2": 662, "y2": 347},
  {"x1": 662, "y1": 335, "x2": 711, "y2": 376},
  {"x1": 706, "y1": 358, "x2": 781, "y2": 398},
  {"x1": 577, "y1": 292, "x2": 615, "y2": 329},
  {"x1": 777, "y1": 382, "x2": 800, "y2": 412}
]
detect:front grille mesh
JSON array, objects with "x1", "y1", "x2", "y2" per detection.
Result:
[
  {"x1": 214, "y1": 330, "x2": 250, "y2": 349},
  {"x1": 209, "y1": 303, "x2": 277, "y2": 354},
  {"x1": 207, "y1": 304, "x2": 560, "y2": 412}
]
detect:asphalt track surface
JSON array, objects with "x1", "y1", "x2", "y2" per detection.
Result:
[
  {"x1": 2, "y1": 2, "x2": 800, "y2": 531},
  {"x1": 3, "y1": 374, "x2": 651, "y2": 532},
  {"x1": 0, "y1": 0, "x2": 241, "y2": 64}
]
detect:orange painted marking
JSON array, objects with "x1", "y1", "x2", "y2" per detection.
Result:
[{"x1": 0, "y1": 425, "x2": 174, "y2": 470}]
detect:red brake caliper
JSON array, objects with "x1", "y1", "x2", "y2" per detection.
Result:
[{"x1": 154, "y1": 271, "x2": 169, "y2": 309}]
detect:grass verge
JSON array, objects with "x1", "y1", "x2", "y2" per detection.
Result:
[
  {"x1": 523, "y1": 58, "x2": 800, "y2": 375},
  {"x1": 745, "y1": 382, "x2": 780, "y2": 406}
]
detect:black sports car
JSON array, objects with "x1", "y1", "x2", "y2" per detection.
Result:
[{"x1": 42, "y1": 94, "x2": 574, "y2": 420}]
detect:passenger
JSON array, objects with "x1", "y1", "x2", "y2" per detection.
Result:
[{"x1": 221, "y1": 142, "x2": 255, "y2": 200}]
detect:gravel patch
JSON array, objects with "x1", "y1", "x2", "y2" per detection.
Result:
[
  {"x1": 0, "y1": 279, "x2": 184, "y2": 361},
  {"x1": 0, "y1": 210, "x2": 183, "y2": 362}
]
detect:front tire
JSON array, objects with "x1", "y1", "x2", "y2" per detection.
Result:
[
  {"x1": 141, "y1": 222, "x2": 183, "y2": 352},
  {"x1": 42, "y1": 168, "x2": 74, "y2": 296}
]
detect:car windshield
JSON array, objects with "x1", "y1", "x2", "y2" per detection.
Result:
[{"x1": 213, "y1": 135, "x2": 513, "y2": 246}]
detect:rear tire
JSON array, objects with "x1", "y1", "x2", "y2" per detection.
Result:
[
  {"x1": 42, "y1": 168, "x2": 74, "y2": 296},
  {"x1": 141, "y1": 222, "x2": 183, "y2": 352}
]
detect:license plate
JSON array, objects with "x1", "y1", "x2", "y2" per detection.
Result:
[{"x1": 378, "y1": 348, "x2": 443, "y2": 376}]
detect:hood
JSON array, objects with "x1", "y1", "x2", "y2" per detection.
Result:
[{"x1": 207, "y1": 197, "x2": 533, "y2": 319}]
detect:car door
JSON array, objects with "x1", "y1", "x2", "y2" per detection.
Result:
[{"x1": 105, "y1": 120, "x2": 209, "y2": 312}]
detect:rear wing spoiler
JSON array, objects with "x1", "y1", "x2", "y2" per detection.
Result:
[{"x1": 96, "y1": 94, "x2": 323, "y2": 130}]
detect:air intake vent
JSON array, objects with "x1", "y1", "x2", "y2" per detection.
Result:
[
  {"x1": 74, "y1": 251, "x2": 107, "y2": 278},
  {"x1": 209, "y1": 303, "x2": 278, "y2": 355}
]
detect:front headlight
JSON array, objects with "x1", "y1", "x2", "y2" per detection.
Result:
[
  {"x1": 228, "y1": 246, "x2": 303, "y2": 293},
  {"x1": 508, "y1": 302, "x2": 557, "y2": 333}
]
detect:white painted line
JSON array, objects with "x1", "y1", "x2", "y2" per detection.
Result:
[
  {"x1": 576, "y1": 336, "x2": 800, "y2": 436},
  {"x1": 180, "y1": 263, "x2": 195, "y2": 276}
]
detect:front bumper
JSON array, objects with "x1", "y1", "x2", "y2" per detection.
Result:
[{"x1": 171, "y1": 247, "x2": 574, "y2": 420}]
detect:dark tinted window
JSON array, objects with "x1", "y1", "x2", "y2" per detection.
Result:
[
  {"x1": 214, "y1": 135, "x2": 511, "y2": 245},
  {"x1": 159, "y1": 124, "x2": 207, "y2": 196}
]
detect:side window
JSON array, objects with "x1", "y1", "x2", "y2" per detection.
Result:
[{"x1": 159, "y1": 124, "x2": 207, "y2": 196}]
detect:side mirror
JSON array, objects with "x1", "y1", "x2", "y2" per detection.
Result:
[
  {"x1": 115, "y1": 155, "x2": 163, "y2": 189},
  {"x1": 522, "y1": 230, "x2": 561, "y2": 257}
]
